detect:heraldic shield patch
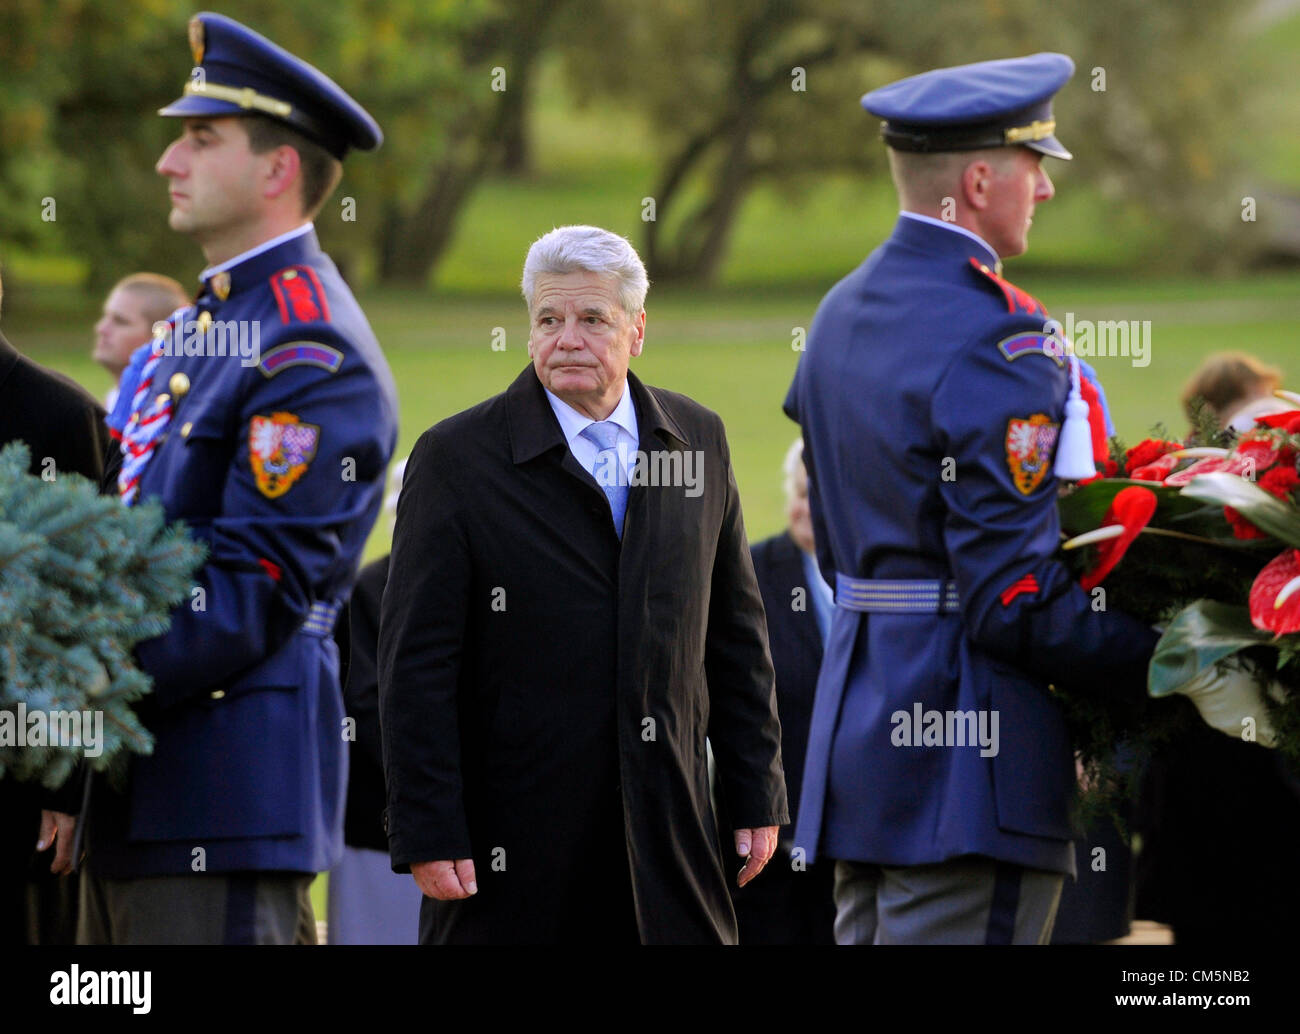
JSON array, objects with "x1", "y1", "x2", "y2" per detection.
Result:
[
  {"x1": 1005, "y1": 414, "x2": 1060, "y2": 495},
  {"x1": 249, "y1": 411, "x2": 320, "y2": 498}
]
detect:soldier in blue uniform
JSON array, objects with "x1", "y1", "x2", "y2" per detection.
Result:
[
  {"x1": 77, "y1": 13, "x2": 398, "y2": 944},
  {"x1": 784, "y1": 54, "x2": 1159, "y2": 944}
]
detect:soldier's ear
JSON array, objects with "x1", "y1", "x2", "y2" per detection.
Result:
[
  {"x1": 961, "y1": 158, "x2": 994, "y2": 212},
  {"x1": 260, "y1": 144, "x2": 303, "y2": 206}
]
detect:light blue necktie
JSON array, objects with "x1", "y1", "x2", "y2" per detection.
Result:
[{"x1": 581, "y1": 420, "x2": 628, "y2": 539}]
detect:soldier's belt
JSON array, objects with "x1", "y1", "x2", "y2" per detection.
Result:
[
  {"x1": 835, "y1": 575, "x2": 960, "y2": 614},
  {"x1": 301, "y1": 599, "x2": 343, "y2": 637}
]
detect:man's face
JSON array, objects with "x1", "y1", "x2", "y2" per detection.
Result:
[
  {"x1": 527, "y1": 271, "x2": 645, "y2": 420},
  {"x1": 979, "y1": 147, "x2": 1054, "y2": 259},
  {"x1": 786, "y1": 459, "x2": 815, "y2": 556},
  {"x1": 93, "y1": 288, "x2": 156, "y2": 374},
  {"x1": 155, "y1": 117, "x2": 264, "y2": 244}
]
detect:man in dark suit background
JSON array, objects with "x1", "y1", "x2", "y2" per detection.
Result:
[
  {"x1": 718, "y1": 439, "x2": 836, "y2": 944},
  {"x1": 379, "y1": 224, "x2": 787, "y2": 944},
  {"x1": 0, "y1": 269, "x2": 115, "y2": 943}
]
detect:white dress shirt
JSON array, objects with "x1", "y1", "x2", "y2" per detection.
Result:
[{"x1": 544, "y1": 382, "x2": 640, "y2": 486}]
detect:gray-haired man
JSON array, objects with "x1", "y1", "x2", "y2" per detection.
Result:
[{"x1": 378, "y1": 224, "x2": 788, "y2": 944}]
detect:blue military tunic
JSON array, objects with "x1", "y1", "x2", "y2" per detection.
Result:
[
  {"x1": 89, "y1": 226, "x2": 398, "y2": 877},
  {"x1": 784, "y1": 214, "x2": 1157, "y2": 876}
]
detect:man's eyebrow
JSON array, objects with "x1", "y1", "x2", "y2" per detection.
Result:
[{"x1": 534, "y1": 305, "x2": 558, "y2": 318}]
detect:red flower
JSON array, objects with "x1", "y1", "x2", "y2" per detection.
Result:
[
  {"x1": 1165, "y1": 456, "x2": 1232, "y2": 487},
  {"x1": 1250, "y1": 549, "x2": 1300, "y2": 634},
  {"x1": 1236, "y1": 435, "x2": 1281, "y2": 471},
  {"x1": 1224, "y1": 506, "x2": 1269, "y2": 540},
  {"x1": 1258, "y1": 464, "x2": 1300, "y2": 501},
  {"x1": 1123, "y1": 438, "x2": 1181, "y2": 475},
  {"x1": 1165, "y1": 449, "x2": 1275, "y2": 488},
  {"x1": 1129, "y1": 453, "x2": 1181, "y2": 483},
  {"x1": 1080, "y1": 486, "x2": 1159, "y2": 591},
  {"x1": 1256, "y1": 410, "x2": 1300, "y2": 435}
]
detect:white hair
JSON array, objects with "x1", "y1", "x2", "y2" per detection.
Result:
[
  {"x1": 782, "y1": 438, "x2": 805, "y2": 498},
  {"x1": 521, "y1": 225, "x2": 649, "y2": 317}
]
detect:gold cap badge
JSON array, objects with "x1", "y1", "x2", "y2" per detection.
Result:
[{"x1": 188, "y1": 15, "x2": 205, "y2": 65}]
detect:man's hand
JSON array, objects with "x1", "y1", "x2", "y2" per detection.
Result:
[
  {"x1": 36, "y1": 810, "x2": 77, "y2": 875},
  {"x1": 412, "y1": 858, "x2": 478, "y2": 900},
  {"x1": 734, "y1": 826, "x2": 778, "y2": 888}
]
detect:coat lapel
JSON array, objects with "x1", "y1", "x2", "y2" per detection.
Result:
[
  {"x1": 504, "y1": 363, "x2": 609, "y2": 501},
  {"x1": 624, "y1": 372, "x2": 691, "y2": 545},
  {"x1": 504, "y1": 366, "x2": 695, "y2": 544}
]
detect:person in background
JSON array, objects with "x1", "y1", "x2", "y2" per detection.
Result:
[
  {"x1": 327, "y1": 458, "x2": 422, "y2": 945},
  {"x1": 92, "y1": 274, "x2": 188, "y2": 411},
  {"x1": 1181, "y1": 352, "x2": 1287, "y2": 433},
  {"x1": 0, "y1": 269, "x2": 114, "y2": 944},
  {"x1": 716, "y1": 438, "x2": 836, "y2": 944}
]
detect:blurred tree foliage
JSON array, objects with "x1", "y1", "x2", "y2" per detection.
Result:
[
  {"x1": 0, "y1": 0, "x2": 1265, "y2": 290},
  {"x1": 564, "y1": 0, "x2": 1255, "y2": 282}
]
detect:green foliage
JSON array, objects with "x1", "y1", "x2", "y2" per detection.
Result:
[
  {"x1": 1148, "y1": 600, "x2": 1276, "y2": 697},
  {"x1": 2, "y1": 0, "x2": 1286, "y2": 291},
  {"x1": 0, "y1": 442, "x2": 205, "y2": 788}
]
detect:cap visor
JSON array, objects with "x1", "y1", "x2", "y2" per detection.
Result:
[
  {"x1": 1025, "y1": 134, "x2": 1072, "y2": 160},
  {"x1": 157, "y1": 94, "x2": 247, "y2": 119}
]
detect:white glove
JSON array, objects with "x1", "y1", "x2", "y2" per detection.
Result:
[{"x1": 1174, "y1": 656, "x2": 1281, "y2": 748}]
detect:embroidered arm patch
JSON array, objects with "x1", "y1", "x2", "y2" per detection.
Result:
[
  {"x1": 999, "y1": 573, "x2": 1040, "y2": 607},
  {"x1": 257, "y1": 341, "x2": 344, "y2": 378},
  {"x1": 249, "y1": 411, "x2": 320, "y2": 498},
  {"x1": 1005, "y1": 414, "x2": 1059, "y2": 494},
  {"x1": 996, "y1": 332, "x2": 1066, "y2": 367}
]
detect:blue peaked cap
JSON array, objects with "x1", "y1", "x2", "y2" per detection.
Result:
[
  {"x1": 159, "y1": 12, "x2": 381, "y2": 159},
  {"x1": 861, "y1": 53, "x2": 1074, "y2": 160}
]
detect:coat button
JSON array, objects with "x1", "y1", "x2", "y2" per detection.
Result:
[
  {"x1": 169, "y1": 372, "x2": 190, "y2": 399},
  {"x1": 210, "y1": 690, "x2": 226, "y2": 700},
  {"x1": 180, "y1": 421, "x2": 193, "y2": 438}
]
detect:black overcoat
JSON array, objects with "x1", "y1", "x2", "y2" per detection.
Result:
[
  {"x1": 0, "y1": 331, "x2": 113, "y2": 943},
  {"x1": 379, "y1": 365, "x2": 787, "y2": 944}
]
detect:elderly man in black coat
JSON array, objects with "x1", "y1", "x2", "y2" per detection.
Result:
[
  {"x1": 379, "y1": 225, "x2": 787, "y2": 944},
  {"x1": 0, "y1": 273, "x2": 116, "y2": 943}
]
